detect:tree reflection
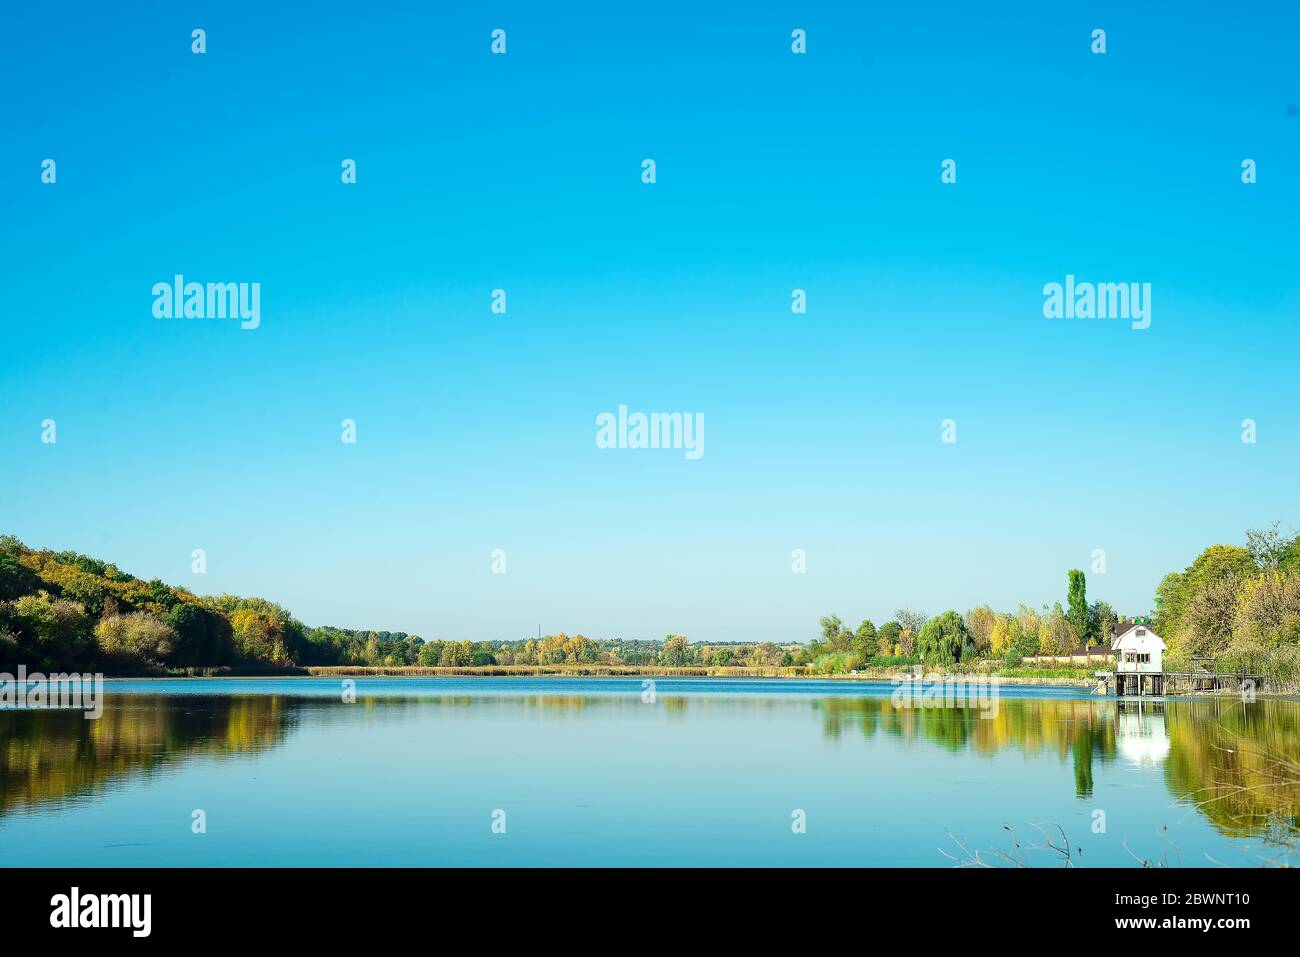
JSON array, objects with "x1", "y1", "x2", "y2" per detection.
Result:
[
  {"x1": 0, "y1": 695, "x2": 296, "y2": 815},
  {"x1": 814, "y1": 694, "x2": 1300, "y2": 839},
  {"x1": 4, "y1": 688, "x2": 1299, "y2": 844}
]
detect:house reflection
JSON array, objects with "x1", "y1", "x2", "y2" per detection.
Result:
[{"x1": 1114, "y1": 700, "x2": 1171, "y2": 768}]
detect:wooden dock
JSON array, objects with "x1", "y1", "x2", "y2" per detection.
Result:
[{"x1": 1093, "y1": 670, "x2": 1263, "y2": 697}]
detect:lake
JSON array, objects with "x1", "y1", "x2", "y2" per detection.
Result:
[{"x1": 2, "y1": 678, "x2": 1297, "y2": 867}]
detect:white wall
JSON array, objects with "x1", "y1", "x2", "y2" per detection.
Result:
[{"x1": 1116, "y1": 628, "x2": 1164, "y2": 673}]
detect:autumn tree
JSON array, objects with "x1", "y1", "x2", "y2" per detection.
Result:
[
  {"x1": 876, "y1": 621, "x2": 902, "y2": 656},
  {"x1": 1039, "y1": 603, "x2": 1078, "y2": 655},
  {"x1": 989, "y1": 614, "x2": 1017, "y2": 656},
  {"x1": 7, "y1": 592, "x2": 92, "y2": 668},
  {"x1": 95, "y1": 612, "x2": 177, "y2": 665},
  {"x1": 660, "y1": 634, "x2": 690, "y2": 666},
  {"x1": 965, "y1": 605, "x2": 997, "y2": 655}
]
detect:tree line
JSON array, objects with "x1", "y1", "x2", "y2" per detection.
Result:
[
  {"x1": 805, "y1": 571, "x2": 1120, "y2": 673},
  {"x1": 4, "y1": 525, "x2": 1298, "y2": 678},
  {"x1": 0, "y1": 535, "x2": 795, "y2": 672},
  {"x1": 0, "y1": 536, "x2": 421, "y2": 672}
]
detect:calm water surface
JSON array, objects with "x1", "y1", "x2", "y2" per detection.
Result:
[{"x1": 2, "y1": 678, "x2": 1298, "y2": 866}]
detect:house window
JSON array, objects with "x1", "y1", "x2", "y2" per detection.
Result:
[{"x1": 1136, "y1": 629, "x2": 1146, "y2": 637}]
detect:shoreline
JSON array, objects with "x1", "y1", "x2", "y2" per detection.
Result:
[
  {"x1": 92, "y1": 667, "x2": 1300, "y2": 697},
  {"x1": 100, "y1": 665, "x2": 1088, "y2": 684}
]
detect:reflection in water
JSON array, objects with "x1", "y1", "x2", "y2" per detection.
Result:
[
  {"x1": 2, "y1": 690, "x2": 1298, "y2": 844},
  {"x1": 0, "y1": 696, "x2": 296, "y2": 815},
  {"x1": 1163, "y1": 698, "x2": 1300, "y2": 838},
  {"x1": 814, "y1": 695, "x2": 1116, "y2": 797},
  {"x1": 1116, "y1": 701, "x2": 1171, "y2": 768},
  {"x1": 814, "y1": 694, "x2": 1300, "y2": 839}
]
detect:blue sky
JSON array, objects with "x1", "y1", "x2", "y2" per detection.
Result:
[{"x1": 2, "y1": 2, "x2": 1298, "y2": 643}]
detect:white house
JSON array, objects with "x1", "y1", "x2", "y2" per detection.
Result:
[{"x1": 1111, "y1": 621, "x2": 1165, "y2": 675}]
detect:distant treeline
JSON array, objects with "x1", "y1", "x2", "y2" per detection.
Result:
[
  {"x1": 433, "y1": 634, "x2": 800, "y2": 668},
  {"x1": 4, "y1": 525, "x2": 1298, "y2": 680},
  {"x1": 0, "y1": 536, "x2": 801, "y2": 673},
  {"x1": 0, "y1": 536, "x2": 420, "y2": 673}
]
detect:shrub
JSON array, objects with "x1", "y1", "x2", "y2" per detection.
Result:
[{"x1": 95, "y1": 612, "x2": 176, "y2": 665}]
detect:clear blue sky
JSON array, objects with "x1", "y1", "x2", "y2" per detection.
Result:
[{"x1": 3, "y1": 2, "x2": 1298, "y2": 643}]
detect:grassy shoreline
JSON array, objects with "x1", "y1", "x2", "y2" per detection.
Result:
[{"x1": 100, "y1": 663, "x2": 1095, "y2": 685}]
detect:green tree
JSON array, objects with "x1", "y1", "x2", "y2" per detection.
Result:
[
  {"x1": 1009, "y1": 621, "x2": 1041, "y2": 660},
  {"x1": 1156, "y1": 545, "x2": 1256, "y2": 637},
  {"x1": 0, "y1": 538, "x2": 41, "y2": 601},
  {"x1": 1089, "y1": 601, "x2": 1118, "y2": 649},
  {"x1": 851, "y1": 619, "x2": 878, "y2": 659},
  {"x1": 1067, "y1": 570, "x2": 1091, "y2": 646},
  {"x1": 914, "y1": 610, "x2": 974, "y2": 665},
  {"x1": 167, "y1": 602, "x2": 234, "y2": 666},
  {"x1": 0, "y1": 624, "x2": 19, "y2": 669},
  {"x1": 9, "y1": 592, "x2": 92, "y2": 668},
  {"x1": 818, "y1": 615, "x2": 853, "y2": 653}
]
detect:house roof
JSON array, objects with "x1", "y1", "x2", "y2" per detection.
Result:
[{"x1": 1111, "y1": 622, "x2": 1165, "y2": 650}]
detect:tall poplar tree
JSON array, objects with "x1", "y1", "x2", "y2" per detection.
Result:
[{"x1": 1067, "y1": 569, "x2": 1090, "y2": 647}]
